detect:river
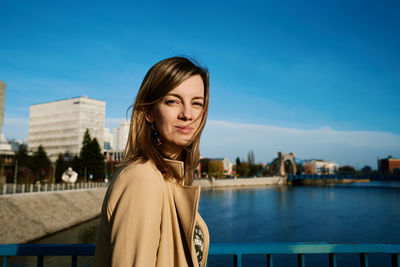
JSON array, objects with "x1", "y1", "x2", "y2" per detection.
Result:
[{"x1": 7, "y1": 181, "x2": 400, "y2": 266}]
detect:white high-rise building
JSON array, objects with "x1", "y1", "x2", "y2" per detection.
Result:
[
  {"x1": 113, "y1": 120, "x2": 130, "y2": 152},
  {"x1": 28, "y1": 96, "x2": 105, "y2": 161}
]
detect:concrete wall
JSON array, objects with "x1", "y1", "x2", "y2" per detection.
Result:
[
  {"x1": 0, "y1": 188, "x2": 106, "y2": 244},
  {"x1": 193, "y1": 176, "x2": 286, "y2": 188}
]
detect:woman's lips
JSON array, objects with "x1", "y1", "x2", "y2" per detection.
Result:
[{"x1": 175, "y1": 126, "x2": 193, "y2": 134}]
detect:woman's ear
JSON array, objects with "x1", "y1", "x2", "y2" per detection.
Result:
[{"x1": 145, "y1": 112, "x2": 154, "y2": 123}]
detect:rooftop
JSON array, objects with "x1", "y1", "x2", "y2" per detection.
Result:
[{"x1": 30, "y1": 95, "x2": 105, "y2": 106}]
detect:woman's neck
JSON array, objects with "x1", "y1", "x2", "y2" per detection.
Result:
[{"x1": 162, "y1": 146, "x2": 183, "y2": 161}]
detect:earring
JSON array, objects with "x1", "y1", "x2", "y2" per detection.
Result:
[{"x1": 151, "y1": 123, "x2": 162, "y2": 146}]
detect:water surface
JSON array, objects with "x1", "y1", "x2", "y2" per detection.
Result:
[{"x1": 7, "y1": 182, "x2": 400, "y2": 266}]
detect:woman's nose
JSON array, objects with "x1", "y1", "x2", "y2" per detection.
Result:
[{"x1": 179, "y1": 104, "x2": 193, "y2": 120}]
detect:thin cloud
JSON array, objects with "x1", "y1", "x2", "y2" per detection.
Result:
[{"x1": 201, "y1": 120, "x2": 400, "y2": 168}]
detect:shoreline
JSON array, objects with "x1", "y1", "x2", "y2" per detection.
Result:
[
  {"x1": 192, "y1": 176, "x2": 286, "y2": 188},
  {"x1": 192, "y1": 177, "x2": 374, "y2": 189},
  {"x1": 290, "y1": 178, "x2": 370, "y2": 186}
]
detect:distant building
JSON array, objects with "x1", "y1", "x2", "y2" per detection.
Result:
[
  {"x1": 104, "y1": 150, "x2": 125, "y2": 163},
  {"x1": 103, "y1": 121, "x2": 130, "y2": 176},
  {"x1": 113, "y1": 120, "x2": 130, "y2": 152},
  {"x1": 8, "y1": 139, "x2": 26, "y2": 152},
  {"x1": 199, "y1": 157, "x2": 233, "y2": 177},
  {"x1": 378, "y1": 157, "x2": 400, "y2": 174},
  {"x1": 302, "y1": 161, "x2": 316, "y2": 174},
  {"x1": 28, "y1": 96, "x2": 105, "y2": 161},
  {"x1": 0, "y1": 81, "x2": 6, "y2": 135},
  {"x1": 0, "y1": 134, "x2": 11, "y2": 151},
  {"x1": 0, "y1": 134, "x2": 15, "y2": 185},
  {"x1": 303, "y1": 160, "x2": 339, "y2": 175},
  {"x1": 103, "y1": 128, "x2": 113, "y2": 151}
]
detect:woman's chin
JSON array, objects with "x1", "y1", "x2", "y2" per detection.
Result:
[{"x1": 164, "y1": 140, "x2": 192, "y2": 152}]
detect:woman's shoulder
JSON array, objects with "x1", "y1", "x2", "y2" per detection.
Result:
[
  {"x1": 112, "y1": 160, "x2": 164, "y2": 189},
  {"x1": 103, "y1": 160, "x2": 164, "y2": 207},
  {"x1": 103, "y1": 160, "x2": 165, "y2": 220}
]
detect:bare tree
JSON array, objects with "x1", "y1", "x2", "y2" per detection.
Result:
[{"x1": 247, "y1": 150, "x2": 255, "y2": 165}]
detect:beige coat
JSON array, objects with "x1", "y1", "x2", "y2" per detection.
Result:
[{"x1": 93, "y1": 158, "x2": 209, "y2": 267}]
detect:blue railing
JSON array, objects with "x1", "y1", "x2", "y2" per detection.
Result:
[{"x1": 1, "y1": 243, "x2": 400, "y2": 267}]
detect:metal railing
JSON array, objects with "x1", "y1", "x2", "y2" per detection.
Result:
[
  {"x1": 211, "y1": 243, "x2": 400, "y2": 267},
  {"x1": 1, "y1": 243, "x2": 399, "y2": 267},
  {"x1": 288, "y1": 174, "x2": 366, "y2": 180},
  {"x1": 0, "y1": 182, "x2": 108, "y2": 195}
]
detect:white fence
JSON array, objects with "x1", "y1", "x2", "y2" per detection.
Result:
[{"x1": 0, "y1": 182, "x2": 108, "y2": 195}]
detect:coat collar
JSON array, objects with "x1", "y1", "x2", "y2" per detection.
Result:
[{"x1": 163, "y1": 158, "x2": 185, "y2": 181}]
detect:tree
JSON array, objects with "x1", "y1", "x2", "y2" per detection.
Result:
[
  {"x1": 295, "y1": 163, "x2": 302, "y2": 175},
  {"x1": 15, "y1": 145, "x2": 33, "y2": 169},
  {"x1": 247, "y1": 150, "x2": 255, "y2": 165},
  {"x1": 248, "y1": 163, "x2": 263, "y2": 177},
  {"x1": 235, "y1": 157, "x2": 241, "y2": 177},
  {"x1": 80, "y1": 129, "x2": 93, "y2": 181},
  {"x1": 80, "y1": 130, "x2": 92, "y2": 180},
  {"x1": 359, "y1": 165, "x2": 372, "y2": 177},
  {"x1": 55, "y1": 153, "x2": 66, "y2": 183},
  {"x1": 14, "y1": 145, "x2": 35, "y2": 184},
  {"x1": 89, "y1": 138, "x2": 105, "y2": 180},
  {"x1": 235, "y1": 157, "x2": 241, "y2": 166},
  {"x1": 208, "y1": 161, "x2": 224, "y2": 178},
  {"x1": 72, "y1": 155, "x2": 81, "y2": 177},
  {"x1": 79, "y1": 129, "x2": 105, "y2": 181},
  {"x1": 339, "y1": 165, "x2": 356, "y2": 175},
  {"x1": 262, "y1": 165, "x2": 273, "y2": 176},
  {"x1": 237, "y1": 162, "x2": 250, "y2": 177},
  {"x1": 31, "y1": 145, "x2": 51, "y2": 182}
]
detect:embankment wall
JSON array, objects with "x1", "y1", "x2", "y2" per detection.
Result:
[
  {"x1": 292, "y1": 178, "x2": 370, "y2": 185},
  {"x1": 0, "y1": 188, "x2": 106, "y2": 244},
  {"x1": 192, "y1": 176, "x2": 286, "y2": 188}
]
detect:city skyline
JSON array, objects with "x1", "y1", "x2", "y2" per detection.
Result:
[{"x1": 1, "y1": 1, "x2": 400, "y2": 168}]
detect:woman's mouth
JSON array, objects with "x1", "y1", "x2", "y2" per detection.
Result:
[{"x1": 175, "y1": 126, "x2": 194, "y2": 134}]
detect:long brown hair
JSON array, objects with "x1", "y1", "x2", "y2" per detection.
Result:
[{"x1": 121, "y1": 56, "x2": 209, "y2": 185}]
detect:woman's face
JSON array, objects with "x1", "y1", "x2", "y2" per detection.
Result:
[{"x1": 146, "y1": 75, "x2": 205, "y2": 159}]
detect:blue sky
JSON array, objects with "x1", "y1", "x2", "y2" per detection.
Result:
[{"x1": 1, "y1": 0, "x2": 399, "y2": 168}]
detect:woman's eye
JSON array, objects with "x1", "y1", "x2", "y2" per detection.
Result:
[
  {"x1": 166, "y1": 99, "x2": 178, "y2": 105},
  {"x1": 193, "y1": 102, "x2": 204, "y2": 107}
]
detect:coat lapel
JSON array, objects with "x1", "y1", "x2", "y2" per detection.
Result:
[{"x1": 164, "y1": 158, "x2": 202, "y2": 267}]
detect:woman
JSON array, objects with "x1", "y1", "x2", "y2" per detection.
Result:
[{"x1": 94, "y1": 56, "x2": 210, "y2": 267}]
